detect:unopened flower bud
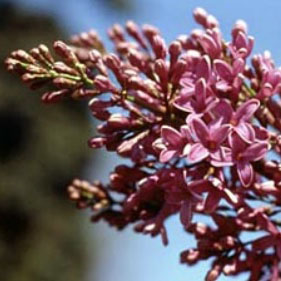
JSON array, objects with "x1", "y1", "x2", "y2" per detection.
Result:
[
  {"x1": 11, "y1": 49, "x2": 37, "y2": 64},
  {"x1": 25, "y1": 64, "x2": 48, "y2": 74},
  {"x1": 108, "y1": 24, "x2": 125, "y2": 42},
  {"x1": 128, "y1": 49, "x2": 145, "y2": 70},
  {"x1": 126, "y1": 20, "x2": 148, "y2": 49},
  {"x1": 117, "y1": 131, "x2": 149, "y2": 155},
  {"x1": 206, "y1": 265, "x2": 221, "y2": 281},
  {"x1": 94, "y1": 75, "x2": 117, "y2": 93},
  {"x1": 232, "y1": 20, "x2": 248, "y2": 38},
  {"x1": 181, "y1": 249, "x2": 200, "y2": 264},
  {"x1": 53, "y1": 62, "x2": 78, "y2": 76},
  {"x1": 104, "y1": 53, "x2": 121, "y2": 71},
  {"x1": 41, "y1": 89, "x2": 69, "y2": 103},
  {"x1": 38, "y1": 44, "x2": 54, "y2": 64},
  {"x1": 206, "y1": 15, "x2": 219, "y2": 29},
  {"x1": 154, "y1": 59, "x2": 168, "y2": 86},
  {"x1": 193, "y1": 7, "x2": 208, "y2": 26},
  {"x1": 142, "y1": 24, "x2": 160, "y2": 44},
  {"x1": 170, "y1": 59, "x2": 186, "y2": 84},
  {"x1": 53, "y1": 40, "x2": 78, "y2": 65},
  {"x1": 116, "y1": 41, "x2": 138, "y2": 55},
  {"x1": 169, "y1": 41, "x2": 182, "y2": 62},
  {"x1": 53, "y1": 77, "x2": 77, "y2": 89},
  {"x1": 151, "y1": 35, "x2": 167, "y2": 59},
  {"x1": 128, "y1": 76, "x2": 147, "y2": 92},
  {"x1": 88, "y1": 136, "x2": 107, "y2": 148},
  {"x1": 223, "y1": 263, "x2": 237, "y2": 275},
  {"x1": 22, "y1": 73, "x2": 48, "y2": 84}
]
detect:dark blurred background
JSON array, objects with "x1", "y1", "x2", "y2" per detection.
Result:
[
  {"x1": 1, "y1": 1, "x2": 281, "y2": 281},
  {"x1": 0, "y1": 2, "x2": 93, "y2": 281}
]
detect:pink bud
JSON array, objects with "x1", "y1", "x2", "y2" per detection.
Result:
[
  {"x1": 128, "y1": 49, "x2": 145, "y2": 70},
  {"x1": 126, "y1": 20, "x2": 148, "y2": 49},
  {"x1": 151, "y1": 35, "x2": 167, "y2": 59},
  {"x1": 88, "y1": 136, "x2": 107, "y2": 148},
  {"x1": 154, "y1": 59, "x2": 168, "y2": 86},
  {"x1": 89, "y1": 49, "x2": 102, "y2": 63},
  {"x1": 53, "y1": 41, "x2": 78, "y2": 65},
  {"x1": 206, "y1": 265, "x2": 221, "y2": 281},
  {"x1": 53, "y1": 77, "x2": 77, "y2": 89},
  {"x1": 94, "y1": 75, "x2": 117, "y2": 93},
  {"x1": 169, "y1": 41, "x2": 182, "y2": 60},
  {"x1": 142, "y1": 24, "x2": 160, "y2": 44},
  {"x1": 232, "y1": 20, "x2": 248, "y2": 38},
  {"x1": 104, "y1": 54, "x2": 121, "y2": 71},
  {"x1": 41, "y1": 89, "x2": 69, "y2": 103},
  {"x1": 171, "y1": 59, "x2": 186, "y2": 84},
  {"x1": 193, "y1": 7, "x2": 208, "y2": 26}
]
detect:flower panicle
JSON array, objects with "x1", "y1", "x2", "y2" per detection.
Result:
[{"x1": 6, "y1": 7, "x2": 281, "y2": 281}]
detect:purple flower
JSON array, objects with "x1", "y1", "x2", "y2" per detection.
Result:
[
  {"x1": 175, "y1": 78, "x2": 217, "y2": 115},
  {"x1": 214, "y1": 58, "x2": 244, "y2": 95},
  {"x1": 175, "y1": 56, "x2": 218, "y2": 115},
  {"x1": 228, "y1": 29, "x2": 254, "y2": 59},
  {"x1": 175, "y1": 55, "x2": 213, "y2": 112},
  {"x1": 213, "y1": 98, "x2": 260, "y2": 142},
  {"x1": 155, "y1": 126, "x2": 188, "y2": 163},
  {"x1": 187, "y1": 117, "x2": 230, "y2": 164},
  {"x1": 198, "y1": 28, "x2": 222, "y2": 59},
  {"x1": 228, "y1": 132, "x2": 268, "y2": 187}
]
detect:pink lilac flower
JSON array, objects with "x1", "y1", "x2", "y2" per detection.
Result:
[
  {"x1": 212, "y1": 98, "x2": 260, "y2": 142},
  {"x1": 198, "y1": 28, "x2": 222, "y2": 59},
  {"x1": 154, "y1": 126, "x2": 188, "y2": 163},
  {"x1": 175, "y1": 77, "x2": 217, "y2": 115},
  {"x1": 227, "y1": 132, "x2": 268, "y2": 187},
  {"x1": 174, "y1": 55, "x2": 216, "y2": 114},
  {"x1": 214, "y1": 58, "x2": 245, "y2": 97},
  {"x1": 256, "y1": 56, "x2": 281, "y2": 99},
  {"x1": 187, "y1": 117, "x2": 230, "y2": 164},
  {"x1": 228, "y1": 22, "x2": 254, "y2": 59}
]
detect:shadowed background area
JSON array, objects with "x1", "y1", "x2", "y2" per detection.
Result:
[
  {"x1": 1, "y1": 1, "x2": 281, "y2": 281},
  {"x1": 0, "y1": 2, "x2": 94, "y2": 281}
]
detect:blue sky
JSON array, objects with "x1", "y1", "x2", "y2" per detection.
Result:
[{"x1": 9, "y1": 0, "x2": 281, "y2": 280}]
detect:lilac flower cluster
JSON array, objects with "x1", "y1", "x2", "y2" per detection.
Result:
[{"x1": 6, "y1": 7, "x2": 281, "y2": 280}]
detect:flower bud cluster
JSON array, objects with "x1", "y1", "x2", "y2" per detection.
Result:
[{"x1": 6, "y1": 7, "x2": 281, "y2": 281}]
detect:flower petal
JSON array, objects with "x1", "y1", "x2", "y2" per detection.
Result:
[
  {"x1": 232, "y1": 58, "x2": 245, "y2": 75},
  {"x1": 195, "y1": 78, "x2": 207, "y2": 109},
  {"x1": 191, "y1": 118, "x2": 209, "y2": 145},
  {"x1": 159, "y1": 149, "x2": 178, "y2": 163},
  {"x1": 228, "y1": 132, "x2": 247, "y2": 157},
  {"x1": 211, "y1": 147, "x2": 234, "y2": 167},
  {"x1": 196, "y1": 55, "x2": 211, "y2": 81},
  {"x1": 214, "y1": 59, "x2": 233, "y2": 82},
  {"x1": 234, "y1": 98, "x2": 260, "y2": 122},
  {"x1": 212, "y1": 99, "x2": 233, "y2": 123},
  {"x1": 200, "y1": 34, "x2": 218, "y2": 59},
  {"x1": 188, "y1": 143, "x2": 209, "y2": 163},
  {"x1": 235, "y1": 122, "x2": 255, "y2": 143},
  {"x1": 161, "y1": 125, "x2": 183, "y2": 146},
  {"x1": 242, "y1": 142, "x2": 268, "y2": 162},
  {"x1": 180, "y1": 125, "x2": 193, "y2": 142},
  {"x1": 237, "y1": 161, "x2": 253, "y2": 187},
  {"x1": 211, "y1": 124, "x2": 230, "y2": 145}
]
